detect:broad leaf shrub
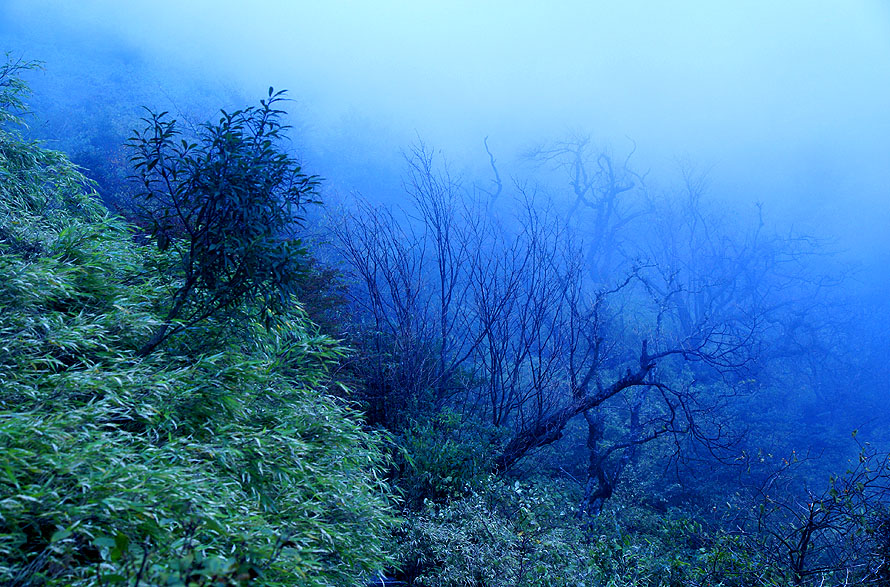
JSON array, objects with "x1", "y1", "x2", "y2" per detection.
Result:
[
  {"x1": 128, "y1": 89, "x2": 320, "y2": 357},
  {"x1": 0, "y1": 58, "x2": 397, "y2": 586}
]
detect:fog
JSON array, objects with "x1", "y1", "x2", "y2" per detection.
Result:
[
  {"x1": 3, "y1": 1, "x2": 888, "y2": 252},
  {"x1": 2, "y1": 2, "x2": 888, "y2": 351}
]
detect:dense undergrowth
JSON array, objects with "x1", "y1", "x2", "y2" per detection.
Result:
[{"x1": 0, "y1": 58, "x2": 396, "y2": 586}]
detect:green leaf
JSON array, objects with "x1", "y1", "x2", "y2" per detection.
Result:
[
  {"x1": 50, "y1": 528, "x2": 72, "y2": 543},
  {"x1": 94, "y1": 536, "x2": 116, "y2": 549}
]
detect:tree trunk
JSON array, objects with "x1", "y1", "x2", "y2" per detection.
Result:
[
  {"x1": 581, "y1": 409, "x2": 612, "y2": 519},
  {"x1": 495, "y1": 345, "x2": 655, "y2": 472}
]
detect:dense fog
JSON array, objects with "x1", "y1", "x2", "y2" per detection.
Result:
[
  {"x1": 5, "y1": 1, "x2": 889, "y2": 248},
  {"x1": 2, "y1": 2, "x2": 889, "y2": 584}
]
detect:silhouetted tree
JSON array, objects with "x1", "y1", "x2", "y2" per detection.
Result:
[{"x1": 527, "y1": 135, "x2": 649, "y2": 282}]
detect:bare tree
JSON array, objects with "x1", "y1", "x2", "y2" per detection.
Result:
[
  {"x1": 332, "y1": 145, "x2": 494, "y2": 426},
  {"x1": 331, "y1": 141, "x2": 833, "y2": 528},
  {"x1": 528, "y1": 135, "x2": 649, "y2": 282}
]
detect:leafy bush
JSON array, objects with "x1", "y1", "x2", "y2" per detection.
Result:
[
  {"x1": 396, "y1": 479, "x2": 588, "y2": 587},
  {"x1": 393, "y1": 472, "x2": 793, "y2": 587},
  {"x1": 127, "y1": 88, "x2": 321, "y2": 356},
  {"x1": 395, "y1": 410, "x2": 506, "y2": 509}
]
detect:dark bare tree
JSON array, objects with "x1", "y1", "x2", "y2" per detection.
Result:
[{"x1": 332, "y1": 142, "x2": 836, "y2": 528}]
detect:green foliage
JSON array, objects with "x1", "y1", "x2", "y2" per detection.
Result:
[
  {"x1": 393, "y1": 472, "x2": 796, "y2": 587},
  {"x1": 0, "y1": 56, "x2": 103, "y2": 259},
  {"x1": 0, "y1": 53, "x2": 42, "y2": 127},
  {"x1": 395, "y1": 410, "x2": 505, "y2": 509},
  {"x1": 0, "y1": 58, "x2": 397, "y2": 586},
  {"x1": 397, "y1": 479, "x2": 587, "y2": 586},
  {"x1": 127, "y1": 88, "x2": 321, "y2": 356}
]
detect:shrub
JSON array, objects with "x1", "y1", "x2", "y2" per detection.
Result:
[{"x1": 127, "y1": 88, "x2": 320, "y2": 356}]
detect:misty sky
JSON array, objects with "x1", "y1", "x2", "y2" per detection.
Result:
[{"x1": 3, "y1": 0, "x2": 889, "y2": 259}]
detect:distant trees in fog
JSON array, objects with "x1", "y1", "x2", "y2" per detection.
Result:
[{"x1": 329, "y1": 137, "x2": 839, "y2": 522}]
